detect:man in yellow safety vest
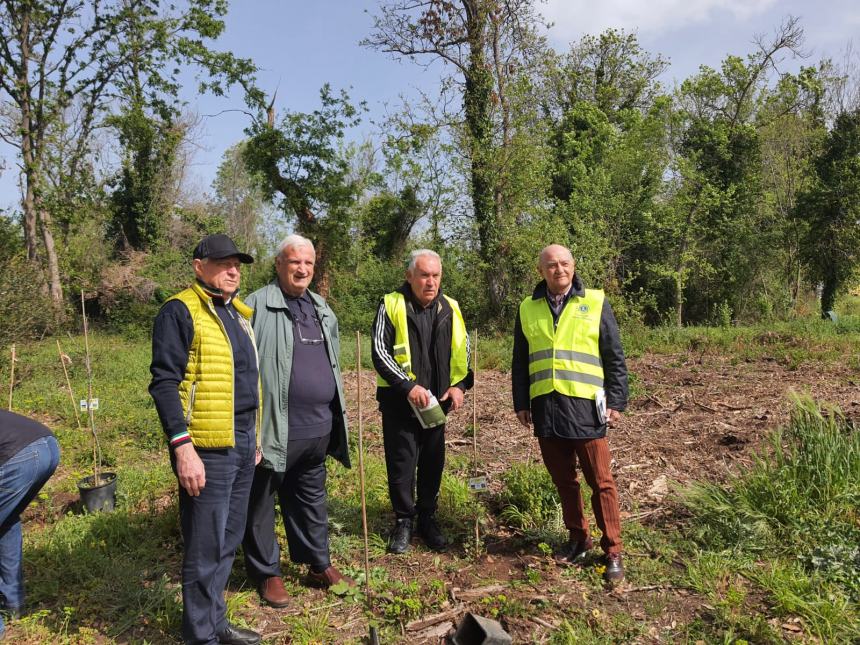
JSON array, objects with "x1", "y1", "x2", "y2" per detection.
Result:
[
  {"x1": 149, "y1": 234, "x2": 262, "y2": 644},
  {"x1": 512, "y1": 244, "x2": 628, "y2": 584},
  {"x1": 371, "y1": 249, "x2": 473, "y2": 554}
]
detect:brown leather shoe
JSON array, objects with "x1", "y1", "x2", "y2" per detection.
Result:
[
  {"x1": 258, "y1": 576, "x2": 290, "y2": 608},
  {"x1": 305, "y1": 566, "x2": 356, "y2": 590}
]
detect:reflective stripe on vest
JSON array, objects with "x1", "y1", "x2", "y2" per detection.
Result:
[
  {"x1": 519, "y1": 288, "x2": 605, "y2": 401},
  {"x1": 376, "y1": 292, "x2": 469, "y2": 388}
]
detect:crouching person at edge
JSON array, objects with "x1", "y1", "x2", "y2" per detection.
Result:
[
  {"x1": 512, "y1": 244, "x2": 628, "y2": 584},
  {"x1": 0, "y1": 412, "x2": 60, "y2": 641},
  {"x1": 241, "y1": 234, "x2": 354, "y2": 609},
  {"x1": 149, "y1": 234, "x2": 263, "y2": 645},
  {"x1": 371, "y1": 249, "x2": 474, "y2": 554}
]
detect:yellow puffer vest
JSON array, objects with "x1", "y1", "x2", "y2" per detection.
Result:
[
  {"x1": 376, "y1": 291, "x2": 469, "y2": 387},
  {"x1": 519, "y1": 288, "x2": 605, "y2": 401},
  {"x1": 168, "y1": 283, "x2": 260, "y2": 448}
]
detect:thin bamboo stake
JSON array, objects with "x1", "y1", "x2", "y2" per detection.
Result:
[
  {"x1": 356, "y1": 331, "x2": 379, "y2": 643},
  {"x1": 356, "y1": 332, "x2": 371, "y2": 590},
  {"x1": 7, "y1": 343, "x2": 15, "y2": 411},
  {"x1": 81, "y1": 291, "x2": 101, "y2": 482},
  {"x1": 57, "y1": 339, "x2": 84, "y2": 431},
  {"x1": 472, "y1": 329, "x2": 479, "y2": 553}
]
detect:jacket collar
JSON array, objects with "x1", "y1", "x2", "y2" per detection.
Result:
[
  {"x1": 531, "y1": 274, "x2": 585, "y2": 300},
  {"x1": 190, "y1": 280, "x2": 252, "y2": 319},
  {"x1": 398, "y1": 281, "x2": 447, "y2": 313},
  {"x1": 263, "y1": 280, "x2": 327, "y2": 314}
]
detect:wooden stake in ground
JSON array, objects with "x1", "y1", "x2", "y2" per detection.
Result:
[
  {"x1": 355, "y1": 332, "x2": 380, "y2": 645},
  {"x1": 56, "y1": 339, "x2": 84, "y2": 432},
  {"x1": 81, "y1": 291, "x2": 101, "y2": 482},
  {"x1": 7, "y1": 343, "x2": 15, "y2": 411},
  {"x1": 472, "y1": 330, "x2": 479, "y2": 553}
]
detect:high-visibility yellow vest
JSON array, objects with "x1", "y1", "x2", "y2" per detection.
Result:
[
  {"x1": 376, "y1": 291, "x2": 469, "y2": 388},
  {"x1": 167, "y1": 282, "x2": 261, "y2": 448},
  {"x1": 519, "y1": 288, "x2": 605, "y2": 401}
]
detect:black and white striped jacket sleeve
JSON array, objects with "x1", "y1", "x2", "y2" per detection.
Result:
[{"x1": 371, "y1": 301, "x2": 415, "y2": 396}]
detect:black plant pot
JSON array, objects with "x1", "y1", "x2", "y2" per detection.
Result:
[{"x1": 77, "y1": 472, "x2": 117, "y2": 513}]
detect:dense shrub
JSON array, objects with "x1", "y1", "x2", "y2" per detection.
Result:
[{"x1": 0, "y1": 255, "x2": 59, "y2": 344}]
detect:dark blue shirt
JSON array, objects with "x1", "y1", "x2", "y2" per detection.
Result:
[{"x1": 284, "y1": 290, "x2": 336, "y2": 440}]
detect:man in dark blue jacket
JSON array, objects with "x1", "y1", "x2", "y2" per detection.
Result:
[{"x1": 512, "y1": 244, "x2": 628, "y2": 583}]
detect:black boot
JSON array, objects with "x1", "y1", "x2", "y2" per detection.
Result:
[
  {"x1": 416, "y1": 514, "x2": 448, "y2": 552},
  {"x1": 387, "y1": 517, "x2": 413, "y2": 554}
]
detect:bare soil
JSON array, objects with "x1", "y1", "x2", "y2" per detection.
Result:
[{"x1": 247, "y1": 353, "x2": 858, "y2": 643}]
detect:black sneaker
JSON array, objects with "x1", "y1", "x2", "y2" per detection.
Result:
[
  {"x1": 416, "y1": 514, "x2": 448, "y2": 552},
  {"x1": 387, "y1": 517, "x2": 413, "y2": 554}
]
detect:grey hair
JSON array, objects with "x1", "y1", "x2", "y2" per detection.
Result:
[
  {"x1": 407, "y1": 249, "x2": 441, "y2": 273},
  {"x1": 277, "y1": 233, "x2": 315, "y2": 258}
]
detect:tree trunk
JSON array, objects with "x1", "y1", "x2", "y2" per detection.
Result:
[
  {"x1": 17, "y1": 11, "x2": 39, "y2": 262},
  {"x1": 38, "y1": 208, "x2": 64, "y2": 307},
  {"x1": 463, "y1": 1, "x2": 502, "y2": 314}
]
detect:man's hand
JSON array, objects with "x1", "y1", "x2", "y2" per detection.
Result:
[
  {"x1": 407, "y1": 384, "x2": 432, "y2": 409},
  {"x1": 516, "y1": 410, "x2": 532, "y2": 428},
  {"x1": 174, "y1": 443, "x2": 206, "y2": 496},
  {"x1": 440, "y1": 386, "x2": 464, "y2": 411},
  {"x1": 607, "y1": 408, "x2": 621, "y2": 428}
]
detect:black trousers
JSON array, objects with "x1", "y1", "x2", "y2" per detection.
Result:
[
  {"x1": 381, "y1": 406, "x2": 445, "y2": 519},
  {"x1": 243, "y1": 434, "x2": 331, "y2": 580}
]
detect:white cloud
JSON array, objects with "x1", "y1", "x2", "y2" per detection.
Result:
[{"x1": 541, "y1": 0, "x2": 779, "y2": 41}]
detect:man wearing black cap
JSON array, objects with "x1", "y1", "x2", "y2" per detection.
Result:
[{"x1": 149, "y1": 234, "x2": 262, "y2": 645}]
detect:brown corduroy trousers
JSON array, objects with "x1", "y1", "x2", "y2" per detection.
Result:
[{"x1": 538, "y1": 435, "x2": 623, "y2": 554}]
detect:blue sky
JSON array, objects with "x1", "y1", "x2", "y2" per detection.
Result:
[{"x1": 1, "y1": 0, "x2": 857, "y2": 212}]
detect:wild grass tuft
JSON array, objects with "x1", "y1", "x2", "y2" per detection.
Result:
[{"x1": 681, "y1": 396, "x2": 860, "y2": 640}]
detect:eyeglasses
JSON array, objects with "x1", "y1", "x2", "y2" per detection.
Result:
[{"x1": 291, "y1": 309, "x2": 324, "y2": 345}]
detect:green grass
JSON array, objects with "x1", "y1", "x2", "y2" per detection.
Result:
[
  {"x1": 3, "y1": 331, "x2": 860, "y2": 642},
  {"x1": 622, "y1": 317, "x2": 860, "y2": 366},
  {"x1": 680, "y1": 397, "x2": 860, "y2": 642}
]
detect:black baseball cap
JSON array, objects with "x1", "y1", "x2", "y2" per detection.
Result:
[{"x1": 193, "y1": 234, "x2": 254, "y2": 264}]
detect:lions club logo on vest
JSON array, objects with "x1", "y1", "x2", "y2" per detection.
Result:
[{"x1": 578, "y1": 303, "x2": 590, "y2": 314}]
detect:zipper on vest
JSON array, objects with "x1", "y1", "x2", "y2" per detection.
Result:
[{"x1": 185, "y1": 381, "x2": 198, "y2": 425}]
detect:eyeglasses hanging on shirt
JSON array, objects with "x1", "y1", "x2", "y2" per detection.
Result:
[{"x1": 289, "y1": 303, "x2": 325, "y2": 346}]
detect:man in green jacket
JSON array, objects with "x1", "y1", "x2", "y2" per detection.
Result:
[{"x1": 242, "y1": 234, "x2": 352, "y2": 608}]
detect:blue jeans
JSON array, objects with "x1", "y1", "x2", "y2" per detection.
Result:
[
  {"x1": 173, "y1": 414, "x2": 256, "y2": 645},
  {"x1": 0, "y1": 435, "x2": 60, "y2": 632}
]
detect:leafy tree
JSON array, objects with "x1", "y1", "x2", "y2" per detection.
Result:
[
  {"x1": 108, "y1": 106, "x2": 183, "y2": 253},
  {"x1": 211, "y1": 141, "x2": 274, "y2": 256},
  {"x1": 539, "y1": 30, "x2": 670, "y2": 314},
  {"x1": 364, "y1": 0, "x2": 548, "y2": 316},
  {"x1": 795, "y1": 109, "x2": 860, "y2": 315},
  {"x1": 243, "y1": 85, "x2": 366, "y2": 296},
  {"x1": 0, "y1": 0, "x2": 259, "y2": 307},
  {"x1": 663, "y1": 18, "x2": 807, "y2": 325}
]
